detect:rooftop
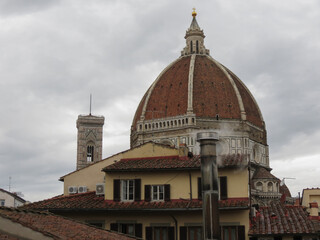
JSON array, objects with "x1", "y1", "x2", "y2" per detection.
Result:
[
  {"x1": 249, "y1": 202, "x2": 320, "y2": 236},
  {"x1": 103, "y1": 154, "x2": 248, "y2": 172},
  {"x1": 0, "y1": 188, "x2": 26, "y2": 203},
  {"x1": 252, "y1": 167, "x2": 279, "y2": 180},
  {"x1": 21, "y1": 191, "x2": 249, "y2": 212},
  {"x1": 0, "y1": 207, "x2": 136, "y2": 240}
]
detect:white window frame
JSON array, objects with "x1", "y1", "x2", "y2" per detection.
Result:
[
  {"x1": 121, "y1": 179, "x2": 135, "y2": 201},
  {"x1": 0, "y1": 199, "x2": 5, "y2": 206},
  {"x1": 152, "y1": 185, "x2": 164, "y2": 201}
]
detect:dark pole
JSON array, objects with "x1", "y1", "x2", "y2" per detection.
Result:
[{"x1": 197, "y1": 132, "x2": 220, "y2": 240}]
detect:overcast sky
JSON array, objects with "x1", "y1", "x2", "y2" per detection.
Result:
[{"x1": 0, "y1": 0, "x2": 319, "y2": 202}]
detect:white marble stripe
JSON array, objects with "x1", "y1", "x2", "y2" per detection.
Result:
[
  {"x1": 207, "y1": 55, "x2": 247, "y2": 121},
  {"x1": 187, "y1": 54, "x2": 196, "y2": 114}
]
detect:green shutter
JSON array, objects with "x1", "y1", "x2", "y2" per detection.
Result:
[
  {"x1": 164, "y1": 184, "x2": 171, "y2": 201},
  {"x1": 220, "y1": 176, "x2": 228, "y2": 200},
  {"x1": 198, "y1": 177, "x2": 202, "y2": 200},
  {"x1": 113, "y1": 179, "x2": 120, "y2": 201},
  {"x1": 135, "y1": 224, "x2": 143, "y2": 238},
  {"x1": 146, "y1": 227, "x2": 153, "y2": 240},
  {"x1": 135, "y1": 179, "x2": 141, "y2": 201},
  {"x1": 145, "y1": 185, "x2": 151, "y2": 202},
  {"x1": 180, "y1": 226, "x2": 187, "y2": 240},
  {"x1": 237, "y1": 226, "x2": 245, "y2": 240},
  {"x1": 168, "y1": 226, "x2": 175, "y2": 240}
]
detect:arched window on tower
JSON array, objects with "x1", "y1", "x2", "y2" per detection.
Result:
[
  {"x1": 256, "y1": 182, "x2": 263, "y2": 192},
  {"x1": 196, "y1": 40, "x2": 199, "y2": 53},
  {"x1": 87, "y1": 145, "x2": 94, "y2": 162},
  {"x1": 190, "y1": 41, "x2": 193, "y2": 53},
  {"x1": 268, "y1": 182, "x2": 273, "y2": 192}
]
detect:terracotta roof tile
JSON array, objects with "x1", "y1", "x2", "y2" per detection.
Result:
[
  {"x1": 0, "y1": 207, "x2": 136, "y2": 240},
  {"x1": 193, "y1": 56, "x2": 241, "y2": 119},
  {"x1": 280, "y1": 184, "x2": 292, "y2": 198},
  {"x1": 249, "y1": 202, "x2": 320, "y2": 236},
  {"x1": 144, "y1": 56, "x2": 191, "y2": 121},
  {"x1": 103, "y1": 154, "x2": 248, "y2": 172},
  {"x1": 21, "y1": 192, "x2": 249, "y2": 211},
  {"x1": 60, "y1": 142, "x2": 176, "y2": 181},
  {"x1": 132, "y1": 55, "x2": 265, "y2": 129},
  {"x1": 226, "y1": 68, "x2": 264, "y2": 128}
]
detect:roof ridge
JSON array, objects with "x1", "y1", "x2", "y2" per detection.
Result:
[{"x1": 121, "y1": 155, "x2": 179, "y2": 161}]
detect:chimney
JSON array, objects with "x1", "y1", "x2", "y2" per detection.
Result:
[
  {"x1": 197, "y1": 132, "x2": 220, "y2": 240},
  {"x1": 309, "y1": 202, "x2": 319, "y2": 217}
]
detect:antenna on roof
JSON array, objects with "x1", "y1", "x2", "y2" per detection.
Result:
[
  {"x1": 280, "y1": 177, "x2": 295, "y2": 186},
  {"x1": 8, "y1": 176, "x2": 11, "y2": 192},
  {"x1": 89, "y1": 94, "x2": 92, "y2": 115}
]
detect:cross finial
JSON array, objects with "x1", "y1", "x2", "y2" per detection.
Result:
[{"x1": 192, "y1": 8, "x2": 197, "y2": 17}]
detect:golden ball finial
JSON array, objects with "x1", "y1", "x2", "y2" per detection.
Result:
[{"x1": 192, "y1": 8, "x2": 197, "y2": 17}]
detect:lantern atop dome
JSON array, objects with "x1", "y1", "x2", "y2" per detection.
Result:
[{"x1": 181, "y1": 9, "x2": 210, "y2": 56}]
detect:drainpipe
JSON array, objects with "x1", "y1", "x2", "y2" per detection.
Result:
[
  {"x1": 170, "y1": 215, "x2": 178, "y2": 240},
  {"x1": 197, "y1": 132, "x2": 220, "y2": 240},
  {"x1": 189, "y1": 171, "x2": 193, "y2": 200}
]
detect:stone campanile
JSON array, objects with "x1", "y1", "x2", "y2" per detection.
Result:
[{"x1": 76, "y1": 114, "x2": 104, "y2": 170}]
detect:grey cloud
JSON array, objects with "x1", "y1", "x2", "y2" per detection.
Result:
[{"x1": 0, "y1": 0, "x2": 59, "y2": 16}]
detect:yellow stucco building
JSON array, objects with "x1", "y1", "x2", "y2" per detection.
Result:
[{"x1": 26, "y1": 142, "x2": 251, "y2": 240}]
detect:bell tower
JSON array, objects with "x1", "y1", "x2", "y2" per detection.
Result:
[{"x1": 76, "y1": 114, "x2": 104, "y2": 170}]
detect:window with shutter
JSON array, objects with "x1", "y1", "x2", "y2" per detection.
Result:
[
  {"x1": 114, "y1": 179, "x2": 142, "y2": 201},
  {"x1": 147, "y1": 226, "x2": 175, "y2": 240},
  {"x1": 180, "y1": 226, "x2": 202, "y2": 240},
  {"x1": 110, "y1": 223, "x2": 142, "y2": 238},
  {"x1": 221, "y1": 225, "x2": 245, "y2": 240},
  {"x1": 146, "y1": 184, "x2": 170, "y2": 202}
]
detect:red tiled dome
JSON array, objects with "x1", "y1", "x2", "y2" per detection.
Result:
[{"x1": 132, "y1": 54, "x2": 264, "y2": 129}]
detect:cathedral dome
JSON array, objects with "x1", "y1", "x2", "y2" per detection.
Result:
[
  {"x1": 131, "y1": 11, "x2": 267, "y2": 162},
  {"x1": 132, "y1": 54, "x2": 264, "y2": 130}
]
